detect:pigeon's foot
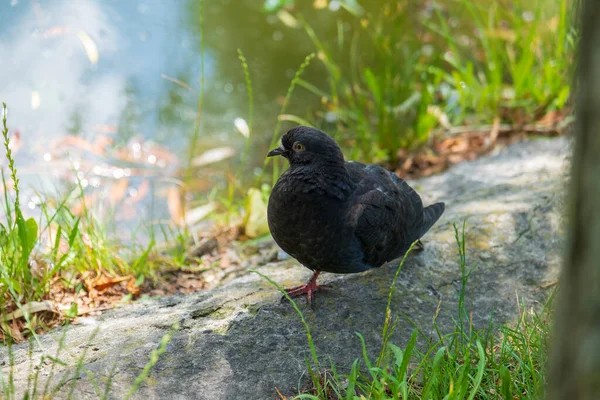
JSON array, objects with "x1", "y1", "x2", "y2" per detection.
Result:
[
  {"x1": 415, "y1": 239, "x2": 425, "y2": 251},
  {"x1": 284, "y1": 271, "x2": 327, "y2": 305}
]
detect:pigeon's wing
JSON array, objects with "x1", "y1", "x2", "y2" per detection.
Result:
[
  {"x1": 388, "y1": 169, "x2": 445, "y2": 237},
  {"x1": 346, "y1": 162, "x2": 424, "y2": 267}
]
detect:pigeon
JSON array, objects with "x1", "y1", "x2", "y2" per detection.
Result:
[{"x1": 266, "y1": 126, "x2": 445, "y2": 304}]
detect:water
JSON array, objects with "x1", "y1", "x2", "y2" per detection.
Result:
[{"x1": 0, "y1": 0, "x2": 340, "y2": 240}]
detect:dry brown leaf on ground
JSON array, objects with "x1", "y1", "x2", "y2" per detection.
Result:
[
  {"x1": 537, "y1": 107, "x2": 571, "y2": 127},
  {"x1": 84, "y1": 271, "x2": 131, "y2": 293},
  {"x1": 3, "y1": 320, "x2": 25, "y2": 342},
  {"x1": 394, "y1": 124, "x2": 566, "y2": 179},
  {"x1": 126, "y1": 277, "x2": 141, "y2": 296},
  {"x1": 275, "y1": 387, "x2": 288, "y2": 400}
]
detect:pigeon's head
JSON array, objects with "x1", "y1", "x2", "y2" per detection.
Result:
[{"x1": 267, "y1": 126, "x2": 345, "y2": 166}]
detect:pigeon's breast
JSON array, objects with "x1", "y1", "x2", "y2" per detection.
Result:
[{"x1": 267, "y1": 181, "x2": 368, "y2": 273}]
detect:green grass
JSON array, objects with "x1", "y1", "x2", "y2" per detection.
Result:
[
  {"x1": 426, "y1": 0, "x2": 575, "y2": 125},
  {"x1": 270, "y1": 0, "x2": 576, "y2": 164},
  {"x1": 258, "y1": 223, "x2": 552, "y2": 399},
  {"x1": 1, "y1": 102, "x2": 46, "y2": 337},
  {"x1": 0, "y1": 103, "x2": 186, "y2": 343}
]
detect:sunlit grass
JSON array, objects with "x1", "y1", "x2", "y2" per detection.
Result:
[
  {"x1": 427, "y1": 0, "x2": 575, "y2": 125},
  {"x1": 276, "y1": 0, "x2": 576, "y2": 164},
  {"x1": 1, "y1": 102, "x2": 47, "y2": 340}
]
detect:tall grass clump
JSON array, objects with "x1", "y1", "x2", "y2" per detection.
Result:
[
  {"x1": 0, "y1": 103, "x2": 165, "y2": 342},
  {"x1": 427, "y1": 0, "x2": 576, "y2": 125},
  {"x1": 275, "y1": 0, "x2": 576, "y2": 164},
  {"x1": 0, "y1": 103, "x2": 82, "y2": 341},
  {"x1": 0, "y1": 103, "x2": 43, "y2": 335}
]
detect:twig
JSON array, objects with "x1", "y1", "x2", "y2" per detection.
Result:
[
  {"x1": 2, "y1": 301, "x2": 57, "y2": 322},
  {"x1": 160, "y1": 74, "x2": 193, "y2": 91},
  {"x1": 76, "y1": 305, "x2": 118, "y2": 316},
  {"x1": 434, "y1": 116, "x2": 574, "y2": 139}
]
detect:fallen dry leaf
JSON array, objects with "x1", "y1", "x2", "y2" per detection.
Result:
[
  {"x1": 275, "y1": 387, "x2": 288, "y2": 400},
  {"x1": 126, "y1": 277, "x2": 141, "y2": 296},
  {"x1": 85, "y1": 272, "x2": 130, "y2": 292}
]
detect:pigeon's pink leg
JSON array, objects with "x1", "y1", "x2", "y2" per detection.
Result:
[{"x1": 285, "y1": 271, "x2": 328, "y2": 304}]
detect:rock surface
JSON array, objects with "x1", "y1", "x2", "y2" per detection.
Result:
[{"x1": 1, "y1": 137, "x2": 569, "y2": 399}]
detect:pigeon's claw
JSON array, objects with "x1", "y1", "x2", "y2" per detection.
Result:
[{"x1": 283, "y1": 271, "x2": 327, "y2": 305}]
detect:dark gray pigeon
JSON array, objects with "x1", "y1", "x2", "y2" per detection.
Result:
[{"x1": 267, "y1": 126, "x2": 445, "y2": 304}]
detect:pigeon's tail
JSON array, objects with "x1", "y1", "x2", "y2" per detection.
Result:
[{"x1": 420, "y1": 202, "x2": 445, "y2": 237}]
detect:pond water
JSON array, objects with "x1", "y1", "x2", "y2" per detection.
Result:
[{"x1": 0, "y1": 0, "x2": 358, "y2": 239}]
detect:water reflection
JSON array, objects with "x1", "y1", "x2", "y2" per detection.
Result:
[
  {"x1": 0, "y1": 0, "x2": 333, "y2": 243},
  {"x1": 1, "y1": 0, "x2": 209, "y2": 146}
]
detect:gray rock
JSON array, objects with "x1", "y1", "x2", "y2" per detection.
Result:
[{"x1": 1, "y1": 137, "x2": 569, "y2": 399}]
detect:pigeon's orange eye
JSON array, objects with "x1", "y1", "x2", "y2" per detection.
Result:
[{"x1": 292, "y1": 142, "x2": 305, "y2": 152}]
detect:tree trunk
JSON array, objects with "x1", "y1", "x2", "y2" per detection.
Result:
[{"x1": 548, "y1": 0, "x2": 600, "y2": 398}]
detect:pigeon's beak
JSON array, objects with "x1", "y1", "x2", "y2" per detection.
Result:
[{"x1": 267, "y1": 145, "x2": 285, "y2": 158}]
